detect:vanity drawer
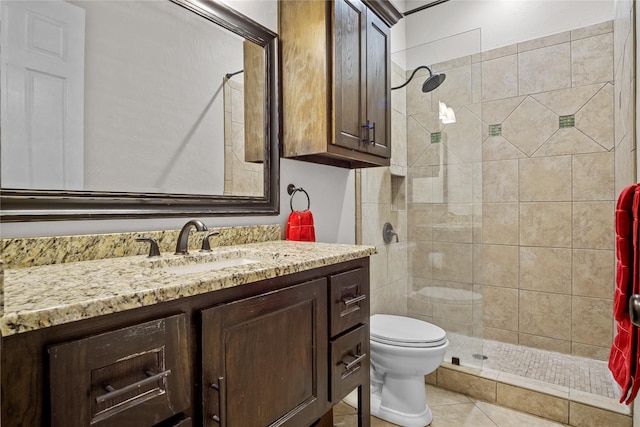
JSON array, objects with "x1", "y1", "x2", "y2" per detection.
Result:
[
  {"x1": 48, "y1": 313, "x2": 191, "y2": 427},
  {"x1": 330, "y1": 324, "x2": 369, "y2": 402},
  {"x1": 329, "y1": 268, "x2": 369, "y2": 336}
]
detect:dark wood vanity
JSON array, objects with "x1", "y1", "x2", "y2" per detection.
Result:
[{"x1": 1, "y1": 257, "x2": 371, "y2": 427}]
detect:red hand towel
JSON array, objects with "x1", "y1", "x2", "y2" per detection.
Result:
[
  {"x1": 285, "y1": 210, "x2": 316, "y2": 242},
  {"x1": 609, "y1": 184, "x2": 638, "y2": 404}
]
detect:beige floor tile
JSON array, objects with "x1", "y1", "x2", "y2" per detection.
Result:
[
  {"x1": 430, "y1": 402, "x2": 497, "y2": 426},
  {"x1": 474, "y1": 400, "x2": 566, "y2": 426}
]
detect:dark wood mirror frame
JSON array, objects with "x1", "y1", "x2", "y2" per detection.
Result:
[{"x1": 0, "y1": 0, "x2": 280, "y2": 222}]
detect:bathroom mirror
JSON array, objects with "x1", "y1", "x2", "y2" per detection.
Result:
[{"x1": 0, "y1": 0, "x2": 279, "y2": 221}]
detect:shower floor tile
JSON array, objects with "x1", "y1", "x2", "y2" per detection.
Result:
[{"x1": 444, "y1": 333, "x2": 619, "y2": 400}]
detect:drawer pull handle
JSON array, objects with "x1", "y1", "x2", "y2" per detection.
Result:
[
  {"x1": 96, "y1": 369, "x2": 171, "y2": 405},
  {"x1": 209, "y1": 376, "x2": 226, "y2": 426},
  {"x1": 342, "y1": 353, "x2": 366, "y2": 371},
  {"x1": 342, "y1": 294, "x2": 366, "y2": 306}
]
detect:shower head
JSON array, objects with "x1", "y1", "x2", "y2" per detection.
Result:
[{"x1": 391, "y1": 65, "x2": 446, "y2": 93}]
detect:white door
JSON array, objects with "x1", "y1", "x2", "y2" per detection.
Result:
[{"x1": 1, "y1": 0, "x2": 85, "y2": 190}]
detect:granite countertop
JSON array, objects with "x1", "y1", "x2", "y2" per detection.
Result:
[{"x1": 2, "y1": 240, "x2": 375, "y2": 337}]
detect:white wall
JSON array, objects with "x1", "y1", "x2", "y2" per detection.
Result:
[
  {"x1": 401, "y1": 0, "x2": 614, "y2": 55},
  {"x1": 0, "y1": 0, "x2": 356, "y2": 245}
]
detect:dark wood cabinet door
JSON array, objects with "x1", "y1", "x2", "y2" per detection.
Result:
[
  {"x1": 365, "y1": 9, "x2": 391, "y2": 158},
  {"x1": 201, "y1": 278, "x2": 329, "y2": 427},
  {"x1": 333, "y1": 0, "x2": 367, "y2": 151}
]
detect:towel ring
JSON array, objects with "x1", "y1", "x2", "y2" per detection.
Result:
[{"x1": 287, "y1": 184, "x2": 310, "y2": 211}]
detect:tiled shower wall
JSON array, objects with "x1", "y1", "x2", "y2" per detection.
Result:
[{"x1": 407, "y1": 21, "x2": 616, "y2": 360}]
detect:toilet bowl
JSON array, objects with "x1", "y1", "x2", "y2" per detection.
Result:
[{"x1": 368, "y1": 314, "x2": 448, "y2": 427}]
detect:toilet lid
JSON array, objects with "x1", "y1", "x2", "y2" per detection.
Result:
[{"x1": 370, "y1": 314, "x2": 447, "y2": 348}]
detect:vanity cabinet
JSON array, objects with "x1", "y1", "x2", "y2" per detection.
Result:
[
  {"x1": 280, "y1": 0, "x2": 401, "y2": 169},
  {"x1": 1, "y1": 257, "x2": 370, "y2": 427}
]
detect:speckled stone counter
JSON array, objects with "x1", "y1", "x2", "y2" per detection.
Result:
[{"x1": 2, "y1": 240, "x2": 375, "y2": 337}]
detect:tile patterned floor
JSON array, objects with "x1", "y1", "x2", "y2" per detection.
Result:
[
  {"x1": 444, "y1": 333, "x2": 619, "y2": 400},
  {"x1": 334, "y1": 384, "x2": 571, "y2": 427}
]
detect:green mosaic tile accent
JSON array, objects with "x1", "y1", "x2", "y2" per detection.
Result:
[
  {"x1": 488, "y1": 124, "x2": 502, "y2": 137},
  {"x1": 431, "y1": 132, "x2": 442, "y2": 144},
  {"x1": 559, "y1": 115, "x2": 575, "y2": 128}
]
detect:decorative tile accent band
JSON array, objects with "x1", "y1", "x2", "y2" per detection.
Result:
[
  {"x1": 431, "y1": 132, "x2": 442, "y2": 144},
  {"x1": 488, "y1": 124, "x2": 502, "y2": 137},
  {"x1": 559, "y1": 115, "x2": 575, "y2": 128}
]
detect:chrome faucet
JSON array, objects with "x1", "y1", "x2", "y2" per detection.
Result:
[{"x1": 175, "y1": 219, "x2": 208, "y2": 254}]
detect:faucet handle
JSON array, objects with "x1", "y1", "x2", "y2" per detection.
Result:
[
  {"x1": 136, "y1": 237, "x2": 161, "y2": 257},
  {"x1": 200, "y1": 231, "x2": 220, "y2": 252}
]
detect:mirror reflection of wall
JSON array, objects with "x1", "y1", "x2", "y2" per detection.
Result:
[{"x1": 1, "y1": 0, "x2": 266, "y2": 197}]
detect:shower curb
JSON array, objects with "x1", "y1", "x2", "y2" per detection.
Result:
[{"x1": 427, "y1": 363, "x2": 632, "y2": 427}]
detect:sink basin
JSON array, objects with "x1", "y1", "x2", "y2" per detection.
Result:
[
  {"x1": 137, "y1": 250, "x2": 268, "y2": 275},
  {"x1": 162, "y1": 257, "x2": 261, "y2": 275}
]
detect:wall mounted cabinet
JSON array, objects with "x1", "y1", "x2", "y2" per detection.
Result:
[{"x1": 280, "y1": 0, "x2": 401, "y2": 169}]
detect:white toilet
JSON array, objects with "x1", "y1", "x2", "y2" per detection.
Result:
[{"x1": 368, "y1": 314, "x2": 448, "y2": 427}]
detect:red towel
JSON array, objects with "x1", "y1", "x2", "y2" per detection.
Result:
[
  {"x1": 285, "y1": 210, "x2": 316, "y2": 242},
  {"x1": 609, "y1": 184, "x2": 639, "y2": 404}
]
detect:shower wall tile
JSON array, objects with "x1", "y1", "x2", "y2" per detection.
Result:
[
  {"x1": 481, "y1": 96, "x2": 525, "y2": 125},
  {"x1": 391, "y1": 109, "x2": 408, "y2": 168},
  {"x1": 431, "y1": 64, "x2": 472, "y2": 109},
  {"x1": 477, "y1": 244, "x2": 519, "y2": 288},
  {"x1": 483, "y1": 285, "x2": 518, "y2": 330},
  {"x1": 571, "y1": 20, "x2": 613, "y2": 40},
  {"x1": 534, "y1": 127, "x2": 606, "y2": 157},
  {"x1": 572, "y1": 249, "x2": 615, "y2": 299},
  {"x1": 391, "y1": 62, "x2": 407, "y2": 115},
  {"x1": 518, "y1": 43, "x2": 571, "y2": 95},
  {"x1": 517, "y1": 31, "x2": 570, "y2": 53},
  {"x1": 571, "y1": 296, "x2": 613, "y2": 347},
  {"x1": 370, "y1": 280, "x2": 408, "y2": 316},
  {"x1": 442, "y1": 108, "x2": 483, "y2": 164},
  {"x1": 432, "y1": 204, "x2": 473, "y2": 243},
  {"x1": 571, "y1": 33, "x2": 614, "y2": 87},
  {"x1": 519, "y1": 333, "x2": 571, "y2": 355},
  {"x1": 482, "y1": 159, "x2": 519, "y2": 202},
  {"x1": 572, "y1": 152, "x2": 615, "y2": 201},
  {"x1": 431, "y1": 242, "x2": 473, "y2": 283},
  {"x1": 482, "y1": 136, "x2": 526, "y2": 161},
  {"x1": 368, "y1": 247, "x2": 388, "y2": 291},
  {"x1": 361, "y1": 167, "x2": 391, "y2": 204},
  {"x1": 519, "y1": 202, "x2": 572, "y2": 247},
  {"x1": 575, "y1": 83, "x2": 614, "y2": 150},
  {"x1": 444, "y1": 163, "x2": 474, "y2": 203},
  {"x1": 388, "y1": 242, "x2": 409, "y2": 284},
  {"x1": 519, "y1": 246, "x2": 571, "y2": 294},
  {"x1": 502, "y1": 97, "x2": 558, "y2": 157},
  {"x1": 571, "y1": 342, "x2": 610, "y2": 361},
  {"x1": 408, "y1": 203, "x2": 433, "y2": 241},
  {"x1": 484, "y1": 327, "x2": 519, "y2": 345},
  {"x1": 532, "y1": 83, "x2": 602, "y2": 116},
  {"x1": 481, "y1": 54, "x2": 518, "y2": 102},
  {"x1": 572, "y1": 201, "x2": 615, "y2": 250},
  {"x1": 482, "y1": 203, "x2": 519, "y2": 245},
  {"x1": 410, "y1": 241, "x2": 433, "y2": 279},
  {"x1": 519, "y1": 156, "x2": 572, "y2": 202},
  {"x1": 519, "y1": 290, "x2": 572, "y2": 340},
  {"x1": 615, "y1": 133, "x2": 636, "y2": 196},
  {"x1": 482, "y1": 44, "x2": 518, "y2": 62}
]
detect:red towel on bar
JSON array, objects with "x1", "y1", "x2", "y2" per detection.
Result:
[
  {"x1": 285, "y1": 210, "x2": 316, "y2": 242},
  {"x1": 609, "y1": 184, "x2": 639, "y2": 404}
]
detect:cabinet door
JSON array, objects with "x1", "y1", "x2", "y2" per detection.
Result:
[
  {"x1": 333, "y1": 0, "x2": 367, "y2": 152},
  {"x1": 365, "y1": 10, "x2": 391, "y2": 158},
  {"x1": 201, "y1": 279, "x2": 329, "y2": 427}
]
